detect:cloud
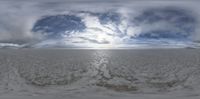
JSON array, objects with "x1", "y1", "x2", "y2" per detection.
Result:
[
  {"x1": 132, "y1": 7, "x2": 196, "y2": 40},
  {"x1": 32, "y1": 14, "x2": 86, "y2": 39},
  {"x1": 0, "y1": 0, "x2": 199, "y2": 48}
]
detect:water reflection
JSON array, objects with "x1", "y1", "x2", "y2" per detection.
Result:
[{"x1": 87, "y1": 50, "x2": 111, "y2": 79}]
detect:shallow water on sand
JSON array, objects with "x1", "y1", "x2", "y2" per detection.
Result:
[{"x1": 0, "y1": 49, "x2": 200, "y2": 98}]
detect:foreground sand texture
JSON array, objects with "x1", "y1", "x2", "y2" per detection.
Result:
[{"x1": 0, "y1": 49, "x2": 200, "y2": 99}]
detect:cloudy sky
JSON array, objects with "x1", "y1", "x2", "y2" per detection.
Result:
[{"x1": 0, "y1": 0, "x2": 200, "y2": 48}]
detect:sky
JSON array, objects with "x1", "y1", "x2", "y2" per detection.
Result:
[{"x1": 0, "y1": 0, "x2": 200, "y2": 48}]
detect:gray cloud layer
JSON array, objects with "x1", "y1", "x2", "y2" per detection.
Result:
[{"x1": 0, "y1": 0, "x2": 200, "y2": 48}]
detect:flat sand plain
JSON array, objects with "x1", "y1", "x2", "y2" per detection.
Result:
[{"x1": 0, "y1": 48, "x2": 200, "y2": 99}]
